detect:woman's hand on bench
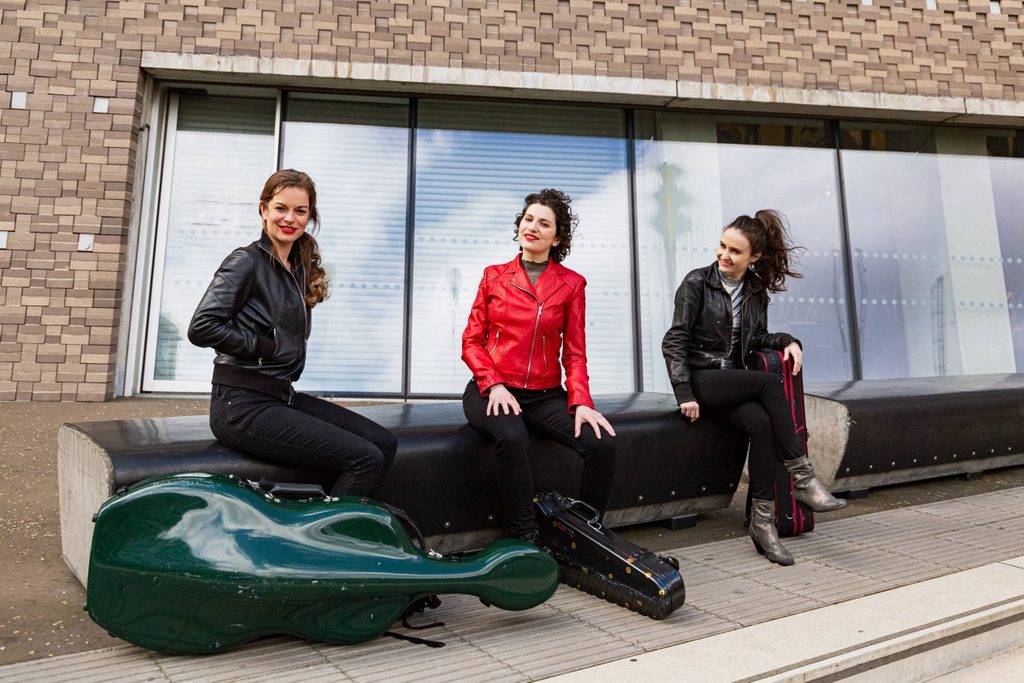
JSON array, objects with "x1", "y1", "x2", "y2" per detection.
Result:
[
  {"x1": 574, "y1": 405, "x2": 616, "y2": 439},
  {"x1": 679, "y1": 401, "x2": 700, "y2": 422}
]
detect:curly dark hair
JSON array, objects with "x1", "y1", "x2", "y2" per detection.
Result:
[{"x1": 513, "y1": 188, "x2": 579, "y2": 263}]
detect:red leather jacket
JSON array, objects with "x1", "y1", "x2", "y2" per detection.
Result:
[{"x1": 461, "y1": 254, "x2": 593, "y2": 412}]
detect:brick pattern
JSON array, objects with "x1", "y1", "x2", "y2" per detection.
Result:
[{"x1": 0, "y1": 0, "x2": 1022, "y2": 401}]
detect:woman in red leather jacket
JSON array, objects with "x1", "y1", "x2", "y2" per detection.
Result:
[{"x1": 461, "y1": 189, "x2": 617, "y2": 543}]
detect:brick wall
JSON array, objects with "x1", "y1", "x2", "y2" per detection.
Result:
[{"x1": 1, "y1": 0, "x2": 1022, "y2": 400}]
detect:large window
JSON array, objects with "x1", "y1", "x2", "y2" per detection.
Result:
[
  {"x1": 409, "y1": 100, "x2": 633, "y2": 395},
  {"x1": 280, "y1": 95, "x2": 410, "y2": 393},
  {"x1": 145, "y1": 93, "x2": 277, "y2": 392},
  {"x1": 139, "y1": 87, "x2": 1024, "y2": 396},
  {"x1": 634, "y1": 112, "x2": 852, "y2": 386},
  {"x1": 840, "y1": 124, "x2": 1018, "y2": 378}
]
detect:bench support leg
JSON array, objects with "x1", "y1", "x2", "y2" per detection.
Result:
[
  {"x1": 961, "y1": 471, "x2": 984, "y2": 481},
  {"x1": 660, "y1": 513, "x2": 698, "y2": 530}
]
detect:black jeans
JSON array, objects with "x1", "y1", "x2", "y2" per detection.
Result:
[
  {"x1": 209, "y1": 384, "x2": 397, "y2": 497},
  {"x1": 462, "y1": 380, "x2": 616, "y2": 536},
  {"x1": 690, "y1": 368, "x2": 802, "y2": 501}
]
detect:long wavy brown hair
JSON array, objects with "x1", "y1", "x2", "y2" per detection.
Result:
[
  {"x1": 727, "y1": 209, "x2": 803, "y2": 294},
  {"x1": 258, "y1": 169, "x2": 329, "y2": 307}
]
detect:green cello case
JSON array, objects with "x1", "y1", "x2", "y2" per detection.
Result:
[{"x1": 86, "y1": 472, "x2": 559, "y2": 654}]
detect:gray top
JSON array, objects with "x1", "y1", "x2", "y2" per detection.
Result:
[{"x1": 522, "y1": 258, "x2": 549, "y2": 287}]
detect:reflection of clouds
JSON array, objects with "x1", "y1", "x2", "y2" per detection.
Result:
[
  {"x1": 571, "y1": 169, "x2": 630, "y2": 243},
  {"x1": 284, "y1": 123, "x2": 410, "y2": 391},
  {"x1": 447, "y1": 267, "x2": 462, "y2": 354},
  {"x1": 157, "y1": 493, "x2": 409, "y2": 576},
  {"x1": 159, "y1": 498, "x2": 261, "y2": 573},
  {"x1": 158, "y1": 131, "x2": 274, "y2": 383},
  {"x1": 635, "y1": 139, "x2": 855, "y2": 383},
  {"x1": 408, "y1": 129, "x2": 636, "y2": 392},
  {"x1": 841, "y1": 150, "x2": 945, "y2": 252},
  {"x1": 413, "y1": 129, "x2": 457, "y2": 170},
  {"x1": 286, "y1": 124, "x2": 410, "y2": 261}
]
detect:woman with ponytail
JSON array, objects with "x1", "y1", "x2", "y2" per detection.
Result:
[
  {"x1": 189, "y1": 169, "x2": 396, "y2": 497},
  {"x1": 662, "y1": 210, "x2": 846, "y2": 566}
]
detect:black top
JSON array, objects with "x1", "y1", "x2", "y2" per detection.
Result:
[
  {"x1": 662, "y1": 262, "x2": 796, "y2": 404},
  {"x1": 188, "y1": 232, "x2": 311, "y2": 383}
]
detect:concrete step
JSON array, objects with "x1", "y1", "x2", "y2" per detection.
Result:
[
  {"x1": 928, "y1": 644, "x2": 1024, "y2": 682},
  {"x1": 546, "y1": 556, "x2": 1024, "y2": 683}
]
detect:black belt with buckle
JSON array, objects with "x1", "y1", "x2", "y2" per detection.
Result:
[{"x1": 212, "y1": 364, "x2": 295, "y2": 404}]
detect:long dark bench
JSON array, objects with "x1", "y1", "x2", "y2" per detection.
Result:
[
  {"x1": 804, "y1": 373, "x2": 1024, "y2": 494},
  {"x1": 58, "y1": 393, "x2": 750, "y2": 586}
]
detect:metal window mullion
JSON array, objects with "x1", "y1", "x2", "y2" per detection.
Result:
[
  {"x1": 401, "y1": 98, "x2": 418, "y2": 399},
  {"x1": 625, "y1": 109, "x2": 644, "y2": 392},
  {"x1": 140, "y1": 92, "x2": 181, "y2": 393},
  {"x1": 276, "y1": 90, "x2": 287, "y2": 167},
  {"x1": 830, "y1": 120, "x2": 864, "y2": 381},
  {"x1": 123, "y1": 82, "x2": 169, "y2": 396}
]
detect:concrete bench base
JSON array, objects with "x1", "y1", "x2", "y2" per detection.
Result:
[
  {"x1": 58, "y1": 393, "x2": 750, "y2": 586},
  {"x1": 805, "y1": 374, "x2": 1024, "y2": 493}
]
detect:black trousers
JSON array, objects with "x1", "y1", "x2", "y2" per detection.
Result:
[
  {"x1": 462, "y1": 380, "x2": 616, "y2": 536},
  {"x1": 690, "y1": 368, "x2": 803, "y2": 501},
  {"x1": 209, "y1": 384, "x2": 397, "y2": 497}
]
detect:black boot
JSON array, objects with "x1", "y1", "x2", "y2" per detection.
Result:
[
  {"x1": 749, "y1": 498, "x2": 794, "y2": 566},
  {"x1": 785, "y1": 456, "x2": 848, "y2": 512}
]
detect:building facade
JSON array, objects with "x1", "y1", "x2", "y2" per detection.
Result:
[{"x1": 1, "y1": 0, "x2": 1023, "y2": 401}]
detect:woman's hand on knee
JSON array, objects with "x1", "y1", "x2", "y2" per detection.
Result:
[
  {"x1": 486, "y1": 384, "x2": 521, "y2": 416},
  {"x1": 783, "y1": 342, "x2": 803, "y2": 375},
  {"x1": 574, "y1": 405, "x2": 616, "y2": 439},
  {"x1": 679, "y1": 401, "x2": 700, "y2": 422}
]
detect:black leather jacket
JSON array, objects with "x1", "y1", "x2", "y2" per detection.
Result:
[
  {"x1": 662, "y1": 262, "x2": 797, "y2": 405},
  {"x1": 188, "y1": 232, "x2": 310, "y2": 383}
]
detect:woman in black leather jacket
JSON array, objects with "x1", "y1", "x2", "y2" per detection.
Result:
[
  {"x1": 662, "y1": 210, "x2": 846, "y2": 566},
  {"x1": 188, "y1": 169, "x2": 396, "y2": 497}
]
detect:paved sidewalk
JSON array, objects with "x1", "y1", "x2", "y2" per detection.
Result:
[
  {"x1": 2, "y1": 485, "x2": 1023, "y2": 682},
  {"x1": 13, "y1": 397, "x2": 1024, "y2": 667}
]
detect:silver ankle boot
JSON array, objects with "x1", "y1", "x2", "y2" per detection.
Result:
[
  {"x1": 749, "y1": 498, "x2": 794, "y2": 566},
  {"x1": 785, "y1": 455, "x2": 848, "y2": 512}
]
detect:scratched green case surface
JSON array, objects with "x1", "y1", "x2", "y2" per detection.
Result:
[{"x1": 86, "y1": 473, "x2": 558, "y2": 654}]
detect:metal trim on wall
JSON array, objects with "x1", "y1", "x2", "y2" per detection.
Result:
[{"x1": 121, "y1": 79, "x2": 169, "y2": 398}]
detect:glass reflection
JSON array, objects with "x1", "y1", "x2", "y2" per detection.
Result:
[
  {"x1": 634, "y1": 112, "x2": 852, "y2": 388},
  {"x1": 409, "y1": 101, "x2": 633, "y2": 395},
  {"x1": 153, "y1": 95, "x2": 276, "y2": 383},
  {"x1": 281, "y1": 96, "x2": 410, "y2": 393},
  {"x1": 840, "y1": 124, "x2": 1017, "y2": 378},
  {"x1": 989, "y1": 140, "x2": 1024, "y2": 372}
]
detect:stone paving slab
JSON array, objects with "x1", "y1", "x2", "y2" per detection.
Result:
[
  {"x1": 912, "y1": 498, "x2": 1013, "y2": 526},
  {"x1": 154, "y1": 639, "x2": 332, "y2": 682},
  {"x1": 2, "y1": 487, "x2": 1024, "y2": 682}
]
